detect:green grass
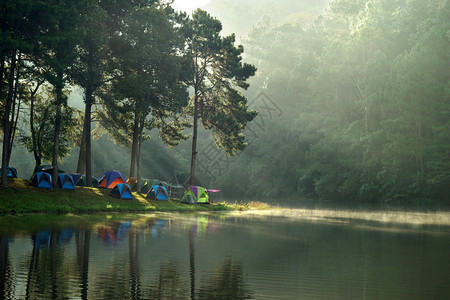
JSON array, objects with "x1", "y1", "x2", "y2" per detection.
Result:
[{"x1": 0, "y1": 178, "x2": 254, "y2": 214}]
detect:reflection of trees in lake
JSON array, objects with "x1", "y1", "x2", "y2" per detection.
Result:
[
  {"x1": 1, "y1": 215, "x2": 253, "y2": 299},
  {"x1": 190, "y1": 229, "x2": 195, "y2": 300},
  {"x1": 198, "y1": 258, "x2": 252, "y2": 300},
  {"x1": 75, "y1": 229, "x2": 91, "y2": 300},
  {"x1": 147, "y1": 260, "x2": 189, "y2": 299},
  {"x1": 91, "y1": 260, "x2": 131, "y2": 299},
  {"x1": 89, "y1": 224, "x2": 141, "y2": 299},
  {"x1": 0, "y1": 235, "x2": 13, "y2": 299},
  {"x1": 188, "y1": 216, "x2": 252, "y2": 300},
  {"x1": 25, "y1": 229, "x2": 75, "y2": 299},
  {"x1": 129, "y1": 227, "x2": 141, "y2": 299}
]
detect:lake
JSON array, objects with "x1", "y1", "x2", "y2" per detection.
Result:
[{"x1": 0, "y1": 209, "x2": 449, "y2": 299}]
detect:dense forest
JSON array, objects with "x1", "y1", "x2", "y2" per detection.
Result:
[
  {"x1": 1, "y1": 0, "x2": 449, "y2": 205},
  {"x1": 0, "y1": 0, "x2": 256, "y2": 189}
]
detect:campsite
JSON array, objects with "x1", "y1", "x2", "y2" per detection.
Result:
[
  {"x1": 1, "y1": 163, "x2": 250, "y2": 214},
  {"x1": 0, "y1": 176, "x2": 262, "y2": 214}
]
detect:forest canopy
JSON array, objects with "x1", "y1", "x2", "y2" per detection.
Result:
[{"x1": 202, "y1": 0, "x2": 449, "y2": 204}]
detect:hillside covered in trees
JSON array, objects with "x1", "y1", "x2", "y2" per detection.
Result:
[
  {"x1": 205, "y1": 0, "x2": 449, "y2": 204},
  {"x1": 2, "y1": 0, "x2": 449, "y2": 205}
]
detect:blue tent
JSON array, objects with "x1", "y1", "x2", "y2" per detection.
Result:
[
  {"x1": 0, "y1": 166, "x2": 18, "y2": 178},
  {"x1": 57, "y1": 174, "x2": 76, "y2": 190},
  {"x1": 147, "y1": 185, "x2": 169, "y2": 201},
  {"x1": 110, "y1": 183, "x2": 133, "y2": 200},
  {"x1": 30, "y1": 172, "x2": 52, "y2": 189},
  {"x1": 70, "y1": 173, "x2": 83, "y2": 185}
]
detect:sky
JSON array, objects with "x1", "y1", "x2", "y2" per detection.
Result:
[{"x1": 171, "y1": 0, "x2": 210, "y2": 13}]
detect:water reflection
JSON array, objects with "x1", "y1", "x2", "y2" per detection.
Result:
[
  {"x1": 148, "y1": 260, "x2": 189, "y2": 299},
  {"x1": 26, "y1": 228, "x2": 75, "y2": 299},
  {"x1": 198, "y1": 258, "x2": 251, "y2": 300},
  {"x1": 98, "y1": 221, "x2": 131, "y2": 246},
  {"x1": 76, "y1": 229, "x2": 90, "y2": 300},
  {"x1": 0, "y1": 214, "x2": 252, "y2": 299},
  {"x1": 0, "y1": 235, "x2": 12, "y2": 299},
  {"x1": 0, "y1": 212, "x2": 448, "y2": 299}
]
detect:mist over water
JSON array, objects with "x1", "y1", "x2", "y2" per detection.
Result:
[{"x1": 1, "y1": 212, "x2": 449, "y2": 299}]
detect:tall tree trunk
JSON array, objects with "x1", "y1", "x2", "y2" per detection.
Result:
[
  {"x1": 1, "y1": 49, "x2": 17, "y2": 188},
  {"x1": 189, "y1": 95, "x2": 199, "y2": 186},
  {"x1": 136, "y1": 118, "x2": 145, "y2": 187},
  {"x1": 84, "y1": 90, "x2": 93, "y2": 187},
  {"x1": 0, "y1": 57, "x2": 4, "y2": 100},
  {"x1": 417, "y1": 118, "x2": 424, "y2": 176},
  {"x1": 7, "y1": 97, "x2": 21, "y2": 166},
  {"x1": 129, "y1": 115, "x2": 139, "y2": 178},
  {"x1": 29, "y1": 84, "x2": 43, "y2": 173},
  {"x1": 0, "y1": 1, "x2": 5, "y2": 100},
  {"x1": 51, "y1": 72, "x2": 64, "y2": 188},
  {"x1": 7, "y1": 53, "x2": 21, "y2": 164},
  {"x1": 76, "y1": 120, "x2": 86, "y2": 174}
]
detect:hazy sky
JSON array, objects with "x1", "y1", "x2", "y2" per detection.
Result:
[{"x1": 172, "y1": 0, "x2": 210, "y2": 13}]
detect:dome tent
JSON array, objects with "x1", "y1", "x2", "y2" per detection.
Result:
[
  {"x1": 146, "y1": 184, "x2": 169, "y2": 201},
  {"x1": 139, "y1": 179, "x2": 168, "y2": 194},
  {"x1": 0, "y1": 166, "x2": 18, "y2": 178},
  {"x1": 99, "y1": 170, "x2": 126, "y2": 189},
  {"x1": 109, "y1": 183, "x2": 133, "y2": 200},
  {"x1": 57, "y1": 174, "x2": 76, "y2": 190},
  {"x1": 30, "y1": 172, "x2": 52, "y2": 189},
  {"x1": 180, "y1": 186, "x2": 210, "y2": 204}
]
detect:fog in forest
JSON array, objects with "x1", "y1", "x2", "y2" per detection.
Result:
[{"x1": 4, "y1": 0, "x2": 449, "y2": 205}]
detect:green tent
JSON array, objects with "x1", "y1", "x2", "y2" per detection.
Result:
[
  {"x1": 180, "y1": 186, "x2": 210, "y2": 204},
  {"x1": 140, "y1": 179, "x2": 167, "y2": 194}
]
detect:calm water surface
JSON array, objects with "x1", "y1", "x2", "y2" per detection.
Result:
[{"x1": 0, "y1": 210, "x2": 449, "y2": 299}]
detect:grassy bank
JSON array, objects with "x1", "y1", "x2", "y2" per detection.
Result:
[{"x1": 0, "y1": 178, "x2": 269, "y2": 214}]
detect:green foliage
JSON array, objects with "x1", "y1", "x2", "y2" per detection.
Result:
[
  {"x1": 185, "y1": 9, "x2": 257, "y2": 156},
  {"x1": 20, "y1": 93, "x2": 81, "y2": 163},
  {"x1": 209, "y1": 0, "x2": 449, "y2": 204},
  {"x1": 97, "y1": 3, "x2": 189, "y2": 147}
]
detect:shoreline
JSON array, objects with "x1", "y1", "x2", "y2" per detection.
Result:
[{"x1": 0, "y1": 178, "x2": 269, "y2": 215}]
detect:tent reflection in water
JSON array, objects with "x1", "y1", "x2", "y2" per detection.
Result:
[{"x1": 99, "y1": 221, "x2": 132, "y2": 246}]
